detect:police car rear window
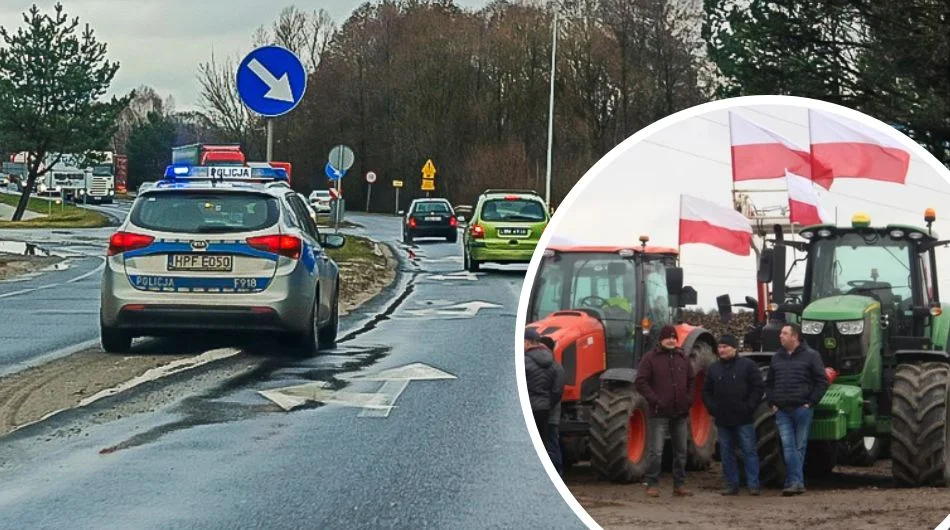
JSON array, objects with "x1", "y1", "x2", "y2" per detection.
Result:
[{"x1": 130, "y1": 192, "x2": 279, "y2": 233}]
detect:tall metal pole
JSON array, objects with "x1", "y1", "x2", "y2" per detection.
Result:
[
  {"x1": 544, "y1": 11, "x2": 557, "y2": 209},
  {"x1": 266, "y1": 119, "x2": 274, "y2": 162}
]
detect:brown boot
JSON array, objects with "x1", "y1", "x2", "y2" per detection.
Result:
[
  {"x1": 673, "y1": 486, "x2": 694, "y2": 497},
  {"x1": 646, "y1": 486, "x2": 660, "y2": 498}
]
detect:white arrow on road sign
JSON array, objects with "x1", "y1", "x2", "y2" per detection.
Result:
[
  {"x1": 401, "y1": 301, "x2": 502, "y2": 319},
  {"x1": 258, "y1": 362, "x2": 456, "y2": 417},
  {"x1": 247, "y1": 58, "x2": 294, "y2": 102}
]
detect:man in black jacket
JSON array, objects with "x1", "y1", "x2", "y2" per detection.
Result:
[
  {"x1": 524, "y1": 329, "x2": 564, "y2": 437},
  {"x1": 766, "y1": 323, "x2": 829, "y2": 496},
  {"x1": 702, "y1": 334, "x2": 765, "y2": 496}
]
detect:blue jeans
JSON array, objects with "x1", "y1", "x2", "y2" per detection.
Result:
[
  {"x1": 646, "y1": 416, "x2": 688, "y2": 488},
  {"x1": 546, "y1": 424, "x2": 563, "y2": 475},
  {"x1": 774, "y1": 406, "x2": 814, "y2": 488},
  {"x1": 718, "y1": 423, "x2": 760, "y2": 490}
]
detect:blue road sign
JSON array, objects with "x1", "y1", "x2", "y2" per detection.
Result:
[
  {"x1": 236, "y1": 45, "x2": 307, "y2": 118},
  {"x1": 325, "y1": 162, "x2": 345, "y2": 181}
]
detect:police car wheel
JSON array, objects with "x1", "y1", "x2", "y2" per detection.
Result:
[
  {"x1": 296, "y1": 298, "x2": 321, "y2": 355},
  {"x1": 100, "y1": 325, "x2": 132, "y2": 353},
  {"x1": 318, "y1": 283, "x2": 339, "y2": 347}
]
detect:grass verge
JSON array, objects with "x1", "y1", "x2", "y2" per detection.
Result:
[{"x1": 0, "y1": 193, "x2": 109, "y2": 229}]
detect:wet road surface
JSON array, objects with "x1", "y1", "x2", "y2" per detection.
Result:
[{"x1": 0, "y1": 213, "x2": 583, "y2": 528}]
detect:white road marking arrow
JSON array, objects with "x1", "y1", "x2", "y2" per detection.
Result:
[
  {"x1": 258, "y1": 363, "x2": 456, "y2": 417},
  {"x1": 248, "y1": 58, "x2": 294, "y2": 102},
  {"x1": 402, "y1": 301, "x2": 502, "y2": 319},
  {"x1": 424, "y1": 271, "x2": 479, "y2": 281}
]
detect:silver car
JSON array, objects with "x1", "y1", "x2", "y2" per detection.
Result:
[
  {"x1": 100, "y1": 173, "x2": 345, "y2": 354},
  {"x1": 309, "y1": 189, "x2": 332, "y2": 214}
]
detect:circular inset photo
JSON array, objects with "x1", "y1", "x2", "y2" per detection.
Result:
[{"x1": 518, "y1": 95, "x2": 950, "y2": 529}]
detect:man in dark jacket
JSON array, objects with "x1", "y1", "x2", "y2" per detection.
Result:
[
  {"x1": 766, "y1": 323, "x2": 829, "y2": 496},
  {"x1": 702, "y1": 334, "x2": 765, "y2": 496},
  {"x1": 524, "y1": 328, "x2": 563, "y2": 435},
  {"x1": 539, "y1": 336, "x2": 565, "y2": 476},
  {"x1": 634, "y1": 325, "x2": 694, "y2": 498}
]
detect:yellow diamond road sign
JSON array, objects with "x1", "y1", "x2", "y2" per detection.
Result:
[
  {"x1": 421, "y1": 179, "x2": 435, "y2": 191},
  {"x1": 422, "y1": 159, "x2": 436, "y2": 180}
]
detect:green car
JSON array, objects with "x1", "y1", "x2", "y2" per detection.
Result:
[{"x1": 463, "y1": 189, "x2": 550, "y2": 272}]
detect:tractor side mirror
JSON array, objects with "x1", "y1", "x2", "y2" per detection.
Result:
[
  {"x1": 757, "y1": 248, "x2": 774, "y2": 284},
  {"x1": 666, "y1": 267, "x2": 684, "y2": 296},
  {"x1": 679, "y1": 285, "x2": 697, "y2": 307},
  {"x1": 745, "y1": 295, "x2": 758, "y2": 309},
  {"x1": 717, "y1": 294, "x2": 733, "y2": 323}
]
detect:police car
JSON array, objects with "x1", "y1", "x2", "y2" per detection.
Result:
[{"x1": 99, "y1": 164, "x2": 346, "y2": 354}]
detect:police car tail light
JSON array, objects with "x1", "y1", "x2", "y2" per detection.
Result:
[
  {"x1": 108, "y1": 231, "x2": 154, "y2": 256},
  {"x1": 247, "y1": 234, "x2": 301, "y2": 259}
]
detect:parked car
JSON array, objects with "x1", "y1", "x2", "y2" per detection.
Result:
[{"x1": 309, "y1": 189, "x2": 332, "y2": 214}]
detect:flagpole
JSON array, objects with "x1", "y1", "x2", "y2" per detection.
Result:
[{"x1": 677, "y1": 194, "x2": 682, "y2": 262}]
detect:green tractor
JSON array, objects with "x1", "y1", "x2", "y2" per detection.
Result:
[{"x1": 720, "y1": 210, "x2": 950, "y2": 487}]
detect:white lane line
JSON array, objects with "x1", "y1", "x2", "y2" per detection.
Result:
[{"x1": 357, "y1": 380, "x2": 411, "y2": 418}]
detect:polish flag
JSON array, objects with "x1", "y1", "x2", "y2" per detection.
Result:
[
  {"x1": 786, "y1": 171, "x2": 831, "y2": 226},
  {"x1": 679, "y1": 195, "x2": 752, "y2": 256},
  {"x1": 809, "y1": 110, "x2": 910, "y2": 185},
  {"x1": 729, "y1": 112, "x2": 832, "y2": 190}
]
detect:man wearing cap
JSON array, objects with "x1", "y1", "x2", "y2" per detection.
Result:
[
  {"x1": 634, "y1": 325, "x2": 695, "y2": 497},
  {"x1": 524, "y1": 328, "x2": 563, "y2": 436},
  {"x1": 703, "y1": 334, "x2": 765, "y2": 496}
]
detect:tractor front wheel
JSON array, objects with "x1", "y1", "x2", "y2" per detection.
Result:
[
  {"x1": 891, "y1": 362, "x2": 950, "y2": 487},
  {"x1": 842, "y1": 436, "x2": 886, "y2": 467},
  {"x1": 589, "y1": 385, "x2": 651, "y2": 483}
]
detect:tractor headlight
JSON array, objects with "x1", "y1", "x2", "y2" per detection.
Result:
[
  {"x1": 802, "y1": 320, "x2": 825, "y2": 335},
  {"x1": 836, "y1": 320, "x2": 865, "y2": 335}
]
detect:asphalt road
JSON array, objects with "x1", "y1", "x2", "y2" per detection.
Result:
[{"x1": 0, "y1": 212, "x2": 584, "y2": 529}]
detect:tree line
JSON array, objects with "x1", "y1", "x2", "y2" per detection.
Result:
[{"x1": 2, "y1": 1, "x2": 946, "y2": 219}]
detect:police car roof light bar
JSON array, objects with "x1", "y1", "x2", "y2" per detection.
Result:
[{"x1": 161, "y1": 164, "x2": 289, "y2": 183}]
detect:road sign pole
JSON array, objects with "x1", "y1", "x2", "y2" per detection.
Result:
[
  {"x1": 266, "y1": 119, "x2": 274, "y2": 162},
  {"x1": 366, "y1": 183, "x2": 372, "y2": 212},
  {"x1": 395, "y1": 188, "x2": 399, "y2": 215}
]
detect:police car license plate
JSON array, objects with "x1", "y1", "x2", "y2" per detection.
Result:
[{"x1": 167, "y1": 254, "x2": 233, "y2": 272}]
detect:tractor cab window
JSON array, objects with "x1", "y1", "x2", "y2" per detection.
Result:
[
  {"x1": 643, "y1": 260, "x2": 672, "y2": 342},
  {"x1": 919, "y1": 249, "x2": 935, "y2": 306},
  {"x1": 533, "y1": 260, "x2": 564, "y2": 320},
  {"x1": 810, "y1": 233, "x2": 914, "y2": 314}
]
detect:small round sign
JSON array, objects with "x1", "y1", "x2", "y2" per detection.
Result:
[{"x1": 366, "y1": 171, "x2": 377, "y2": 184}]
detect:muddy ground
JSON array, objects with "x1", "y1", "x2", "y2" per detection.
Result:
[
  {"x1": 0, "y1": 238, "x2": 396, "y2": 438},
  {"x1": 567, "y1": 460, "x2": 950, "y2": 529}
]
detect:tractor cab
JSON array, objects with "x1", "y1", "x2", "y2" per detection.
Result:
[
  {"x1": 767, "y1": 211, "x2": 945, "y2": 379},
  {"x1": 527, "y1": 239, "x2": 696, "y2": 371}
]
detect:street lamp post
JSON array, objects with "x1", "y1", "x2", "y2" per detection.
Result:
[{"x1": 545, "y1": 11, "x2": 558, "y2": 209}]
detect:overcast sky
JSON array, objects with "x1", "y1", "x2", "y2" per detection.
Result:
[
  {"x1": 0, "y1": 1, "x2": 489, "y2": 111},
  {"x1": 543, "y1": 103, "x2": 950, "y2": 309}
]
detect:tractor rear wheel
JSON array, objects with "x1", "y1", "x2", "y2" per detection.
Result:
[
  {"x1": 687, "y1": 339, "x2": 717, "y2": 470},
  {"x1": 891, "y1": 362, "x2": 950, "y2": 487},
  {"x1": 589, "y1": 385, "x2": 650, "y2": 483}
]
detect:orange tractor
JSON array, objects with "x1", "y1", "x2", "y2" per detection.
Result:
[{"x1": 525, "y1": 238, "x2": 718, "y2": 482}]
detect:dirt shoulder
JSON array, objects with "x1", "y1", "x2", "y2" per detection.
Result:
[
  {"x1": 0, "y1": 252, "x2": 64, "y2": 280},
  {"x1": 0, "y1": 235, "x2": 396, "y2": 438},
  {"x1": 568, "y1": 460, "x2": 950, "y2": 530}
]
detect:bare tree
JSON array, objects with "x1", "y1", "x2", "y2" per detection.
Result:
[{"x1": 196, "y1": 51, "x2": 263, "y2": 155}]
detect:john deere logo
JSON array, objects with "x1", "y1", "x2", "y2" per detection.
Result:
[
  {"x1": 190, "y1": 240, "x2": 208, "y2": 251},
  {"x1": 824, "y1": 337, "x2": 837, "y2": 349}
]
